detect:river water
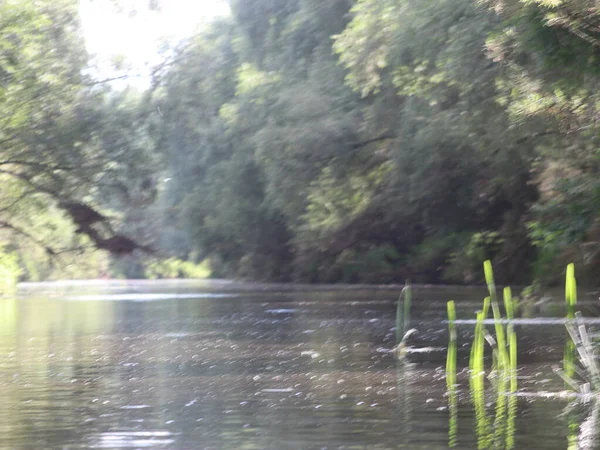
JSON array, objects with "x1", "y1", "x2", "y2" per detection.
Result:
[{"x1": 0, "y1": 280, "x2": 598, "y2": 449}]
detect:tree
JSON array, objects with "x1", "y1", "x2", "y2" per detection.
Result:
[{"x1": 0, "y1": 0, "x2": 161, "y2": 282}]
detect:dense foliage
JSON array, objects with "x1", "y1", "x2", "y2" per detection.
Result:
[
  {"x1": 149, "y1": 0, "x2": 600, "y2": 285},
  {"x1": 0, "y1": 0, "x2": 160, "y2": 287},
  {"x1": 3, "y1": 0, "x2": 600, "y2": 287}
]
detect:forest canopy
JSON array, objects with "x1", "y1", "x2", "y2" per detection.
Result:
[{"x1": 2, "y1": 0, "x2": 600, "y2": 287}]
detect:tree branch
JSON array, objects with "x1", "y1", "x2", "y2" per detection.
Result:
[
  {"x1": 351, "y1": 134, "x2": 396, "y2": 149},
  {"x1": 0, "y1": 220, "x2": 57, "y2": 257},
  {"x1": 0, "y1": 190, "x2": 34, "y2": 213},
  {"x1": 84, "y1": 75, "x2": 136, "y2": 86},
  {"x1": 514, "y1": 131, "x2": 559, "y2": 144},
  {"x1": 0, "y1": 160, "x2": 74, "y2": 171}
]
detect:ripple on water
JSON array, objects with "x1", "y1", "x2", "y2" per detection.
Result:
[{"x1": 0, "y1": 283, "x2": 590, "y2": 449}]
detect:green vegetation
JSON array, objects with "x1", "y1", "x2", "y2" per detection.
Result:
[
  {"x1": 446, "y1": 300, "x2": 457, "y2": 390},
  {"x1": 0, "y1": 247, "x2": 21, "y2": 295},
  {"x1": 395, "y1": 281, "x2": 412, "y2": 345},
  {"x1": 137, "y1": 0, "x2": 600, "y2": 285},
  {"x1": 564, "y1": 264, "x2": 578, "y2": 380},
  {"x1": 447, "y1": 261, "x2": 518, "y2": 448},
  {"x1": 464, "y1": 261, "x2": 517, "y2": 384},
  {"x1": 557, "y1": 265, "x2": 600, "y2": 394},
  {"x1": 144, "y1": 258, "x2": 211, "y2": 280},
  {"x1": 447, "y1": 299, "x2": 458, "y2": 447},
  {"x1": 4, "y1": 1, "x2": 600, "y2": 284},
  {"x1": 446, "y1": 262, "x2": 600, "y2": 447}
]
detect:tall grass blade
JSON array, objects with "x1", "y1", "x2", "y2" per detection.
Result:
[
  {"x1": 504, "y1": 287, "x2": 518, "y2": 390},
  {"x1": 472, "y1": 364, "x2": 492, "y2": 449},
  {"x1": 564, "y1": 264, "x2": 578, "y2": 379},
  {"x1": 484, "y1": 260, "x2": 495, "y2": 300},
  {"x1": 452, "y1": 263, "x2": 521, "y2": 448},
  {"x1": 396, "y1": 281, "x2": 411, "y2": 345},
  {"x1": 403, "y1": 280, "x2": 412, "y2": 337},
  {"x1": 470, "y1": 304, "x2": 488, "y2": 386},
  {"x1": 503, "y1": 287, "x2": 514, "y2": 320},
  {"x1": 483, "y1": 261, "x2": 509, "y2": 373},
  {"x1": 566, "y1": 263, "x2": 576, "y2": 319},
  {"x1": 506, "y1": 394, "x2": 517, "y2": 449},
  {"x1": 447, "y1": 302, "x2": 458, "y2": 448},
  {"x1": 493, "y1": 376, "x2": 508, "y2": 449},
  {"x1": 446, "y1": 301, "x2": 457, "y2": 389},
  {"x1": 448, "y1": 385, "x2": 458, "y2": 448}
]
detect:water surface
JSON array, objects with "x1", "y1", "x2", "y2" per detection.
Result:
[{"x1": 0, "y1": 280, "x2": 597, "y2": 449}]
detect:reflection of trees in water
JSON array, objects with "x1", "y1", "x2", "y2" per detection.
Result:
[{"x1": 0, "y1": 295, "x2": 118, "y2": 445}]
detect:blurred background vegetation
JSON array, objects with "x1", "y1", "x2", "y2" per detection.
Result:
[{"x1": 3, "y1": 0, "x2": 600, "y2": 290}]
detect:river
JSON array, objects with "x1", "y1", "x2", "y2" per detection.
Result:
[{"x1": 0, "y1": 280, "x2": 597, "y2": 449}]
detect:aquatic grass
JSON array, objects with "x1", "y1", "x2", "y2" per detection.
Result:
[
  {"x1": 493, "y1": 375, "x2": 508, "y2": 448},
  {"x1": 564, "y1": 263, "x2": 578, "y2": 380},
  {"x1": 504, "y1": 287, "x2": 518, "y2": 391},
  {"x1": 446, "y1": 262, "x2": 600, "y2": 449},
  {"x1": 396, "y1": 281, "x2": 412, "y2": 345},
  {"x1": 464, "y1": 262, "x2": 518, "y2": 389},
  {"x1": 571, "y1": 314, "x2": 600, "y2": 389},
  {"x1": 565, "y1": 263, "x2": 577, "y2": 319},
  {"x1": 447, "y1": 261, "x2": 519, "y2": 449},
  {"x1": 446, "y1": 300, "x2": 459, "y2": 448},
  {"x1": 471, "y1": 354, "x2": 493, "y2": 450},
  {"x1": 485, "y1": 260, "x2": 509, "y2": 374},
  {"x1": 446, "y1": 301, "x2": 457, "y2": 390},
  {"x1": 448, "y1": 391, "x2": 458, "y2": 448},
  {"x1": 554, "y1": 264, "x2": 600, "y2": 398},
  {"x1": 506, "y1": 394, "x2": 517, "y2": 449},
  {"x1": 471, "y1": 364, "x2": 517, "y2": 450},
  {"x1": 556, "y1": 312, "x2": 600, "y2": 395},
  {"x1": 469, "y1": 305, "x2": 488, "y2": 389}
]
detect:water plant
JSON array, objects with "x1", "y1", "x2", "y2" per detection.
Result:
[
  {"x1": 504, "y1": 287, "x2": 518, "y2": 391},
  {"x1": 465, "y1": 261, "x2": 517, "y2": 384},
  {"x1": 566, "y1": 313, "x2": 600, "y2": 393},
  {"x1": 556, "y1": 311, "x2": 600, "y2": 396},
  {"x1": 564, "y1": 263, "x2": 578, "y2": 380},
  {"x1": 396, "y1": 280, "x2": 412, "y2": 346},
  {"x1": 446, "y1": 300, "x2": 457, "y2": 390},
  {"x1": 446, "y1": 262, "x2": 600, "y2": 448},
  {"x1": 446, "y1": 300, "x2": 459, "y2": 447},
  {"x1": 446, "y1": 260, "x2": 518, "y2": 448}
]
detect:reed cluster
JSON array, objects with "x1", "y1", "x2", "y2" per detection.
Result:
[
  {"x1": 444, "y1": 262, "x2": 600, "y2": 448},
  {"x1": 446, "y1": 260, "x2": 518, "y2": 448},
  {"x1": 445, "y1": 261, "x2": 518, "y2": 388}
]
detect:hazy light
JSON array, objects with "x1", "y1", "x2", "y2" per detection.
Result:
[{"x1": 79, "y1": 0, "x2": 231, "y2": 88}]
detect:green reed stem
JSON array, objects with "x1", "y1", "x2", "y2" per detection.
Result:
[
  {"x1": 404, "y1": 281, "x2": 412, "y2": 335},
  {"x1": 564, "y1": 264, "x2": 577, "y2": 378},
  {"x1": 493, "y1": 375, "x2": 508, "y2": 449},
  {"x1": 484, "y1": 260, "x2": 509, "y2": 373},
  {"x1": 396, "y1": 281, "x2": 411, "y2": 345},
  {"x1": 504, "y1": 287, "x2": 518, "y2": 391},
  {"x1": 448, "y1": 387, "x2": 458, "y2": 448},
  {"x1": 506, "y1": 394, "x2": 517, "y2": 449},
  {"x1": 565, "y1": 263, "x2": 577, "y2": 320},
  {"x1": 446, "y1": 300, "x2": 458, "y2": 448},
  {"x1": 470, "y1": 302, "x2": 489, "y2": 388},
  {"x1": 472, "y1": 358, "x2": 492, "y2": 449},
  {"x1": 446, "y1": 301, "x2": 457, "y2": 389}
]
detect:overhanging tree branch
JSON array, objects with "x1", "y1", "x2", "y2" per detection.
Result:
[{"x1": 0, "y1": 220, "x2": 57, "y2": 257}]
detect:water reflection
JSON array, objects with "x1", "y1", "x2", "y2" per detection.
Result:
[{"x1": 0, "y1": 282, "x2": 595, "y2": 448}]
